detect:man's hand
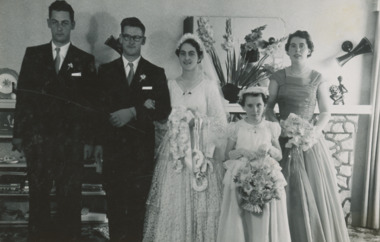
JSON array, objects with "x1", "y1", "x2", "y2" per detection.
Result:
[
  {"x1": 83, "y1": 144, "x2": 93, "y2": 160},
  {"x1": 144, "y1": 99, "x2": 156, "y2": 110},
  {"x1": 12, "y1": 138, "x2": 23, "y2": 153},
  {"x1": 109, "y1": 108, "x2": 135, "y2": 127},
  {"x1": 94, "y1": 145, "x2": 103, "y2": 174}
]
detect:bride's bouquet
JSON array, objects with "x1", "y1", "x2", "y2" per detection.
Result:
[
  {"x1": 168, "y1": 106, "x2": 194, "y2": 173},
  {"x1": 168, "y1": 106, "x2": 213, "y2": 192},
  {"x1": 231, "y1": 148, "x2": 286, "y2": 214},
  {"x1": 280, "y1": 113, "x2": 318, "y2": 151}
]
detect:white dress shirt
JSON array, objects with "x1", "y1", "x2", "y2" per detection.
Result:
[
  {"x1": 122, "y1": 55, "x2": 141, "y2": 81},
  {"x1": 52, "y1": 42, "x2": 70, "y2": 71}
]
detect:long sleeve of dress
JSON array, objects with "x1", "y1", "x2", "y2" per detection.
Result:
[{"x1": 205, "y1": 80, "x2": 228, "y2": 161}]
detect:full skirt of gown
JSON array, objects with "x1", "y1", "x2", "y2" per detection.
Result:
[
  {"x1": 143, "y1": 134, "x2": 224, "y2": 242},
  {"x1": 218, "y1": 158, "x2": 291, "y2": 242},
  {"x1": 280, "y1": 136, "x2": 350, "y2": 242}
]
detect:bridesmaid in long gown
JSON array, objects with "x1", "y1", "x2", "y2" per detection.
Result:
[{"x1": 266, "y1": 30, "x2": 350, "y2": 242}]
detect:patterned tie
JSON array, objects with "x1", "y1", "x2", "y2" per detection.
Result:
[
  {"x1": 127, "y1": 62, "x2": 134, "y2": 85},
  {"x1": 54, "y1": 47, "x2": 61, "y2": 74}
]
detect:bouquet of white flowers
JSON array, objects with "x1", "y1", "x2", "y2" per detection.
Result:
[
  {"x1": 280, "y1": 113, "x2": 318, "y2": 151},
  {"x1": 231, "y1": 148, "x2": 286, "y2": 214},
  {"x1": 168, "y1": 106, "x2": 213, "y2": 192},
  {"x1": 167, "y1": 106, "x2": 194, "y2": 173}
]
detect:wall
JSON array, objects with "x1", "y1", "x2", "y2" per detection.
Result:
[
  {"x1": 0, "y1": 0, "x2": 376, "y2": 104},
  {"x1": 0, "y1": 0, "x2": 377, "y2": 225}
]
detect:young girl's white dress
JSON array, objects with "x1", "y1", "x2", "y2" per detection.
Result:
[{"x1": 218, "y1": 119, "x2": 291, "y2": 242}]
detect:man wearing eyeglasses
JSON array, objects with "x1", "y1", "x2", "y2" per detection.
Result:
[
  {"x1": 12, "y1": 1, "x2": 97, "y2": 241},
  {"x1": 95, "y1": 17, "x2": 171, "y2": 241}
]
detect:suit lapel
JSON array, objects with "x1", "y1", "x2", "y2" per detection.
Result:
[
  {"x1": 115, "y1": 57, "x2": 129, "y2": 86},
  {"x1": 59, "y1": 44, "x2": 75, "y2": 76},
  {"x1": 130, "y1": 57, "x2": 146, "y2": 88},
  {"x1": 40, "y1": 43, "x2": 56, "y2": 76}
]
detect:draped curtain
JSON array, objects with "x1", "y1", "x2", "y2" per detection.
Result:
[{"x1": 360, "y1": 1, "x2": 380, "y2": 229}]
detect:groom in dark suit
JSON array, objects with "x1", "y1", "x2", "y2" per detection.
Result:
[
  {"x1": 94, "y1": 17, "x2": 171, "y2": 241},
  {"x1": 12, "y1": 1, "x2": 97, "y2": 241}
]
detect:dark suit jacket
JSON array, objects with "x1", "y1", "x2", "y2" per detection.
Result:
[
  {"x1": 13, "y1": 43, "x2": 97, "y2": 144},
  {"x1": 96, "y1": 57, "x2": 171, "y2": 175}
]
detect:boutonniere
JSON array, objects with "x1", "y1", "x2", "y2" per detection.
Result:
[
  {"x1": 67, "y1": 63, "x2": 74, "y2": 71},
  {"x1": 139, "y1": 74, "x2": 146, "y2": 82}
]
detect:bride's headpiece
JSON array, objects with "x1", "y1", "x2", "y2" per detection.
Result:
[
  {"x1": 176, "y1": 33, "x2": 205, "y2": 53},
  {"x1": 238, "y1": 86, "x2": 269, "y2": 101}
]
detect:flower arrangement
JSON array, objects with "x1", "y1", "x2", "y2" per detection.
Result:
[
  {"x1": 231, "y1": 148, "x2": 286, "y2": 214},
  {"x1": 197, "y1": 17, "x2": 287, "y2": 102},
  {"x1": 280, "y1": 113, "x2": 317, "y2": 151},
  {"x1": 197, "y1": 17, "x2": 226, "y2": 85}
]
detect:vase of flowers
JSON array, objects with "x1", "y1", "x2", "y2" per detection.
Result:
[{"x1": 197, "y1": 17, "x2": 287, "y2": 103}]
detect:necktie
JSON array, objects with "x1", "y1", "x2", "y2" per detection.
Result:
[
  {"x1": 127, "y1": 62, "x2": 134, "y2": 85},
  {"x1": 54, "y1": 47, "x2": 61, "y2": 74}
]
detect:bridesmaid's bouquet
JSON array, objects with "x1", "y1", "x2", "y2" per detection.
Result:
[
  {"x1": 232, "y1": 149, "x2": 286, "y2": 214},
  {"x1": 280, "y1": 113, "x2": 317, "y2": 151}
]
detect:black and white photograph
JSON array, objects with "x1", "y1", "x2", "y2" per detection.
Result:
[{"x1": 0, "y1": 0, "x2": 379, "y2": 241}]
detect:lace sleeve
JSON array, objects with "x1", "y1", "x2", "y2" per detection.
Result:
[
  {"x1": 203, "y1": 79, "x2": 228, "y2": 161},
  {"x1": 226, "y1": 121, "x2": 239, "y2": 141},
  {"x1": 205, "y1": 80, "x2": 228, "y2": 139}
]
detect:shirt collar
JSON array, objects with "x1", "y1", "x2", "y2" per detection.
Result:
[
  {"x1": 122, "y1": 55, "x2": 141, "y2": 71},
  {"x1": 51, "y1": 42, "x2": 71, "y2": 59}
]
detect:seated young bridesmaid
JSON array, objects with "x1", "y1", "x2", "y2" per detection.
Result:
[{"x1": 218, "y1": 86, "x2": 291, "y2": 242}]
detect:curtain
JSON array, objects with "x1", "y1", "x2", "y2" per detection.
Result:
[{"x1": 360, "y1": 1, "x2": 380, "y2": 229}]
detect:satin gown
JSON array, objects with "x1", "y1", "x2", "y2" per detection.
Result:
[
  {"x1": 270, "y1": 68, "x2": 350, "y2": 242},
  {"x1": 217, "y1": 119, "x2": 291, "y2": 242}
]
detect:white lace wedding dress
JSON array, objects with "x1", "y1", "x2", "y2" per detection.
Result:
[{"x1": 143, "y1": 77, "x2": 227, "y2": 242}]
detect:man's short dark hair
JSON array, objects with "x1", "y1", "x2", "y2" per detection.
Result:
[
  {"x1": 49, "y1": 1, "x2": 75, "y2": 22},
  {"x1": 120, "y1": 17, "x2": 146, "y2": 35}
]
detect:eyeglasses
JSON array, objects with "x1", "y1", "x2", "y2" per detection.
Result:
[{"x1": 121, "y1": 34, "x2": 144, "y2": 42}]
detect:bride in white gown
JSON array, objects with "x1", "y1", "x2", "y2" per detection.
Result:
[{"x1": 143, "y1": 33, "x2": 227, "y2": 242}]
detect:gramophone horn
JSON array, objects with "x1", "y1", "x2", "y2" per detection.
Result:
[
  {"x1": 105, "y1": 35, "x2": 123, "y2": 55},
  {"x1": 336, "y1": 37, "x2": 373, "y2": 66}
]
